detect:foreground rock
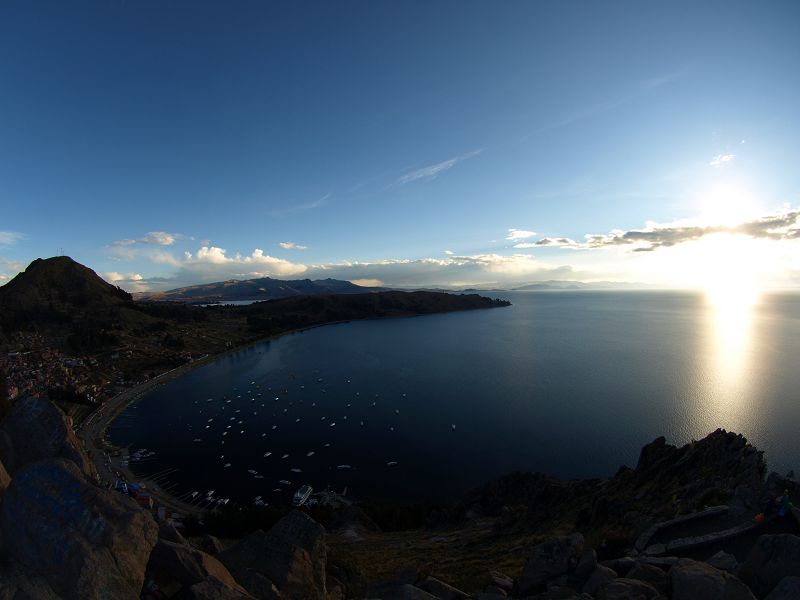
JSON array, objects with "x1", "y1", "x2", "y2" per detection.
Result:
[
  {"x1": 518, "y1": 533, "x2": 584, "y2": 594},
  {"x1": 670, "y1": 558, "x2": 755, "y2": 600},
  {"x1": 0, "y1": 458, "x2": 158, "y2": 600},
  {"x1": 0, "y1": 397, "x2": 96, "y2": 478},
  {"x1": 148, "y1": 539, "x2": 248, "y2": 595},
  {"x1": 218, "y1": 510, "x2": 327, "y2": 600},
  {"x1": 738, "y1": 534, "x2": 800, "y2": 598}
]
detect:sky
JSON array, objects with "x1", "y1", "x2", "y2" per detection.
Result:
[{"x1": 1, "y1": 1, "x2": 799, "y2": 293}]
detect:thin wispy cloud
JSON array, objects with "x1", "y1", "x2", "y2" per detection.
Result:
[
  {"x1": 270, "y1": 193, "x2": 331, "y2": 216},
  {"x1": 0, "y1": 231, "x2": 25, "y2": 246},
  {"x1": 533, "y1": 208, "x2": 800, "y2": 252},
  {"x1": 506, "y1": 228, "x2": 536, "y2": 241},
  {"x1": 396, "y1": 150, "x2": 482, "y2": 185},
  {"x1": 709, "y1": 154, "x2": 735, "y2": 168},
  {"x1": 279, "y1": 241, "x2": 308, "y2": 250},
  {"x1": 111, "y1": 231, "x2": 180, "y2": 247}
]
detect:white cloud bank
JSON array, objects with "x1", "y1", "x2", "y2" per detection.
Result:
[{"x1": 532, "y1": 208, "x2": 800, "y2": 252}]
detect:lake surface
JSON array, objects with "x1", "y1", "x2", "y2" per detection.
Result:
[{"x1": 109, "y1": 291, "x2": 800, "y2": 506}]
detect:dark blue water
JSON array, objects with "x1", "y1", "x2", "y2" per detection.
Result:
[{"x1": 109, "y1": 291, "x2": 800, "y2": 505}]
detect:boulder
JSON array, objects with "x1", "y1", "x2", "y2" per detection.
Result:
[
  {"x1": 0, "y1": 457, "x2": 10, "y2": 495},
  {"x1": 766, "y1": 576, "x2": 800, "y2": 600},
  {"x1": 626, "y1": 563, "x2": 667, "y2": 594},
  {"x1": 417, "y1": 576, "x2": 471, "y2": 600},
  {"x1": 0, "y1": 398, "x2": 95, "y2": 478},
  {"x1": 365, "y1": 583, "x2": 439, "y2": 600},
  {"x1": 488, "y1": 570, "x2": 514, "y2": 591},
  {"x1": 484, "y1": 584, "x2": 507, "y2": 596},
  {"x1": 231, "y1": 569, "x2": 281, "y2": 600},
  {"x1": 575, "y1": 549, "x2": 598, "y2": 579},
  {"x1": 198, "y1": 534, "x2": 225, "y2": 555},
  {"x1": 581, "y1": 565, "x2": 617, "y2": 595},
  {"x1": 707, "y1": 550, "x2": 738, "y2": 573},
  {"x1": 148, "y1": 539, "x2": 245, "y2": 592},
  {"x1": 0, "y1": 458, "x2": 158, "y2": 600},
  {"x1": 180, "y1": 576, "x2": 255, "y2": 600},
  {"x1": 0, "y1": 558, "x2": 62, "y2": 600},
  {"x1": 518, "y1": 534, "x2": 585, "y2": 593},
  {"x1": 596, "y1": 578, "x2": 660, "y2": 600},
  {"x1": 670, "y1": 558, "x2": 755, "y2": 600},
  {"x1": 738, "y1": 534, "x2": 800, "y2": 597},
  {"x1": 218, "y1": 510, "x2": 327, "y2": 600},
  {"x1": 158, "y1": 520, "x2": 186, "y2": 544}
]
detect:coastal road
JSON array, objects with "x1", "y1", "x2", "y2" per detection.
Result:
[{"x1": 77, "y1": 360, "x2": 216, "y2": 518}]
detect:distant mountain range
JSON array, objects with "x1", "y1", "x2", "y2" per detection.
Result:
[{"x1": 135, "y1": 277, "x2": 383, "y2": 303}]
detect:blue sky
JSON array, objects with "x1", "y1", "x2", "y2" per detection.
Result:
[{"x1": 1, "y1": 1, "x2": 799, "y2": 291}]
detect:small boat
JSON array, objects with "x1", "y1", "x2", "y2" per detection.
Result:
[
  {"x1": 290, "y1": 468, "x2": 302, "y2": 473},
  {"x1": 387, "y1": 461, "x2": 398, "y2": 467},
  {"x1": 247, "y1": 469, "x2": 258, "y2": 475},
  {"x1": 281, "y1": 454, "x2": 289, "y2": 459},
  {"x1": 279, "y1": 479, "x2": 292, "y2": 485},
  {"x1": 224, "y1": 463, "x2": 231, "y2": 468},
  {"x1": 306, "y1": 451, "x2": 315, "y2": 457},
  {"x1": 336, "y1": 464, "x2": 351, "y2": 470},
  {"x1": 292, "y1": 484, "x2": 313, "y2": 507},
  {"x1": 264, "y1": 452, "x2": 272, "y2": 457}
]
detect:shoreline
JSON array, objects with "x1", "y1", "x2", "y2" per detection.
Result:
[{"x1": 76, "y1": 308, "x2": 498, "y2": 515}]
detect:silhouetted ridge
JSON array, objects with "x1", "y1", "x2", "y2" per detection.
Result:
[{"x1": 0, "y1": 256, "x2": 131, "y2": 310}]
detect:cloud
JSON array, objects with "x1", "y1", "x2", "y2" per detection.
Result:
[
  {"x1": 104, "y1": 271, "x2": 143, "y2": 283},
  {"x1": 444, "y1": 250, "x2": 454, "y2": 255},
  {"x1": 709, "y1": 154, "x2": 735, "y2": 168},
  {"x1": 0, "y1": 257, "x2": 24, "y2": 284},
  {"x1": 396, "y1": 150, "x2": 482, "y2": 185},
  {"x1": 512, "y1": 242, "x2": 538, "y2": 249},
  {"x1": 532, "y1": 208, "x2": 800, "y2": 252},
  {"x1": 180, "y1": 246, "x2": 307, "y2": 279},
  {"x1": 279, "y1": 241, "x2": 308, "y2": 250},
  {"x1": 103, "y1": 271, "x2": 147, "y2": 292},
  {"x1": 506, "y1": 228, "x2": 537, "y2": 241},
  {"x1": 270, "y1": 193, "x2": 331, "y2": 216},
  {"x1": 0, "y1": 231, "x2": 24, "y2": 246},
  {"x1": 112, "y1": 231, "x2": 179, "y2": 247},
  {"x1": 350, "y1": 278, "x2": 383, "y2": 287}
]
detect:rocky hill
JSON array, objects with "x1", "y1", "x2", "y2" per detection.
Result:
[{"x1": 136, "y1": 276, "x2": 381, "y2": 303}]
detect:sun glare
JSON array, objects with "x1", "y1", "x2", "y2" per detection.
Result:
[{"x1": 697, "y1": 181, "x2": 761, "y2": 227}]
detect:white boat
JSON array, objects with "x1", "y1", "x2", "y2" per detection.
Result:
[
  {"x1": 279, "y1": 479, "x2": 292, "y2": 485},
  {"x1": 336, "y1": 464, "x2": 351, "y2": 470},
  {"x1": 292, "y1": 484, "x2": 313, "y2": 507}
]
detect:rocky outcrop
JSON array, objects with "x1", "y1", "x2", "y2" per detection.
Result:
[
  {"x1": 0, "y1": 457, "x2": 10, "y2": 495},
  {"x1": 766, "y1": 576, "x2": 800, "y2": 600},
  {"x1": 417, "y1": 575, "x2": 471, "y2": 600},
  {"x1": 626, "y1": 563, "x2": 667, "y2": 595},
  {"x1": 670, "y1": 558, "x2": 756, "y2": 600},
  {"x1": 364, "y1": 582, "x2": 439, "y2": 599},
  {"x1": 0, "y1": 397, "x2": 96, "y2": 478},
  {"x1": 518, "y1": 533, "x2": 584, "y2": 594},
  {"x1": 181, "y1": 576, "x2": 255, "y2": 600},
  {"x1": 218, "y1": 510, "x2": 327, "y2": 600},
  {"x1": 596, "y1": 578, "x2": 660, "y2": 599},
  {"x1": 0, "y1": 458, "x2": 158, "y2": 600},
  {"x1": 148, "y1": 539, "x2": 247, "y2": 593},
  {"x1": 738, "y1": 534, "x2": 800, "y2": 598},
  {"x1": 581, "y1": 565, "x2": 617, "y2": 595}
]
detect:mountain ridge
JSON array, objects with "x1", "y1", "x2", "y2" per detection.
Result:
[{"x1": 135, "y1": 275, "x2": 382, "y2": 303}]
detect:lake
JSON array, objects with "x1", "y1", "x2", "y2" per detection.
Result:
[{"x1": 108, "y1": 290, "x2": 800, "y2": 506}]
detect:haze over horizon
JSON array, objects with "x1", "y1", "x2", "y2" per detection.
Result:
[{"x1": 2, "y1": 1, "x2": 799, "y2": 295}]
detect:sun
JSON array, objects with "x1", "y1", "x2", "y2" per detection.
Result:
[{"x1": 697, "y1": 181, "x2": 761, "y2": 227}]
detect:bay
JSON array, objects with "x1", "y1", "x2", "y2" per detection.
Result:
[{"x1": 108, "y1": 291, "x2": 800, "y2": 505}]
